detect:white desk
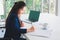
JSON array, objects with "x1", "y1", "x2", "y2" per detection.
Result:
[
  {"x1": 20, "y1": 14, "x2": 54, "y2": 40},
  {"x1": 20, "y1": 13, "x2": 60, "y2": 40}
]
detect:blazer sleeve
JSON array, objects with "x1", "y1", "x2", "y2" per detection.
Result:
[
  {"x1": 11, "y1": 15, "x2": 27, "y2": 34},
  {"x1": 15, "y1": 18, "x2": 27, "y2": 34}
]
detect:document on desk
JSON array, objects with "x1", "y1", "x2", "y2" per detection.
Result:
[
  {"x1": 26, "y1": 29, "x2": 53, "y2": 38},
  {"x1": 23, "y1": 22, "x2": 53, "y2": 38}
]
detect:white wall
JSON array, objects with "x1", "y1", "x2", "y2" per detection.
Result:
[{"x1": 58, "y1": 0, "x2": 60, "y2": 16}]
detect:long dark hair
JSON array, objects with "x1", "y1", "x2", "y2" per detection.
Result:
[
  {"x1": 8, "y1": 1, "x2": 26, "y2": 16},
  {"x1": 6, "y1": 1, "x2": 26, "y2": 24}
]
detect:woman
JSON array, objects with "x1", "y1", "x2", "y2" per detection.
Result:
[{"x1": 4, "y1": 1, "x2": 35, "y2": 40}]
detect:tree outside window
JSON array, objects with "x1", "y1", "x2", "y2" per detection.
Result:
[{"x1": 1, "y1": 0, "x2": 56, "y2": 19}]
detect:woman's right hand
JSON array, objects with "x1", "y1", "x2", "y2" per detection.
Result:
[{"x1": 27, "y1": 26, "x2": 35, "y2": 33}]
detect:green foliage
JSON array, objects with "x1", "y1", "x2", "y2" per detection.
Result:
[{"x1": 2, "y1": 0, "x2": 55, "y2": 19}]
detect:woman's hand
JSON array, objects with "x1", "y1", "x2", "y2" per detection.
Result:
[
  {"x1": 27, "y1": 26, "x2": 35, "y2": 33},
  {"x1": 20, "y1": 21, "x2": 25, "y2": 27},
  {"x1": 20, "y1": 21, "x2": 35, "y2": 32}
]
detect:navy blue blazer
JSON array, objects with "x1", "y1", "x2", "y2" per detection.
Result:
[{"x1": 4, "y1": 13, "x2": 27, "y2": 38}]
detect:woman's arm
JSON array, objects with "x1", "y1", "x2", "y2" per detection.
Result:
[
  {"x1": 14, "y1": 18, "x2": 27, "y2": 34},
  {"x1": 12, "y1": 15, "x2": 35, "y2": 34},
  {"x1": 12, "y1": 18, "x2": 35, "y2": 34}
]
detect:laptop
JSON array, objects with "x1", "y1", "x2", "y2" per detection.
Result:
[
  {"x1": 29, "y1": 10, "x2": 40, "y2": 22},
  {"x1": 21, "y1": 10, "x2": 40, "y2": 24}
]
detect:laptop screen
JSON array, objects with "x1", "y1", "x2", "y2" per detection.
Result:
[{"x1": 29, "y1": 10, "x2": 40, "y2": 22}]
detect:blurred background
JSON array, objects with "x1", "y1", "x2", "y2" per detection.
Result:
[{"x1": 0, "y1": 0, "x2": 57, "y2": 19}]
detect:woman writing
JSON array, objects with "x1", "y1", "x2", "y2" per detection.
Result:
[{"x1": 4, "y1": 1, "x2": 35, "y2": 40}]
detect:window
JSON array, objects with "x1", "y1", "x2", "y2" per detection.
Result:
[
  {"x1": 5, "y1": 0, "x2": 15, "y2": 17},
  {"x1": 26, "y1": 0, "x2": 41, "y2": 13},
  {"x1": 0, "y1": 0, "x2": 4, "y2": 19},
  {"x1": 49, "y1": 0, "x2": 56, "y2": 14},
  {"x1": 42, "y1": 0, "x2": 49, "y2": 13},
  {"x1": 26, "y1": 0, "x2": 56, "y2": 14},
  {"x1": 1, "y1": 0, "x2": 57, "y2": 19}
]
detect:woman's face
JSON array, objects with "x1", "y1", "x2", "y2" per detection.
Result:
[{"x1": 18, "y1": 6, "x2": 26, "y2": 14}]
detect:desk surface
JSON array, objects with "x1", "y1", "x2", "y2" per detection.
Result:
[
  {"x1": 0, "y1": 22, "x2": 5, "y2": 28},
  {"x1": 0, "y1": 14, "x2": 60, "y2": 40},
  {"x1": 20, "y1": 14, "x2": 60, "y2": 40}
]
